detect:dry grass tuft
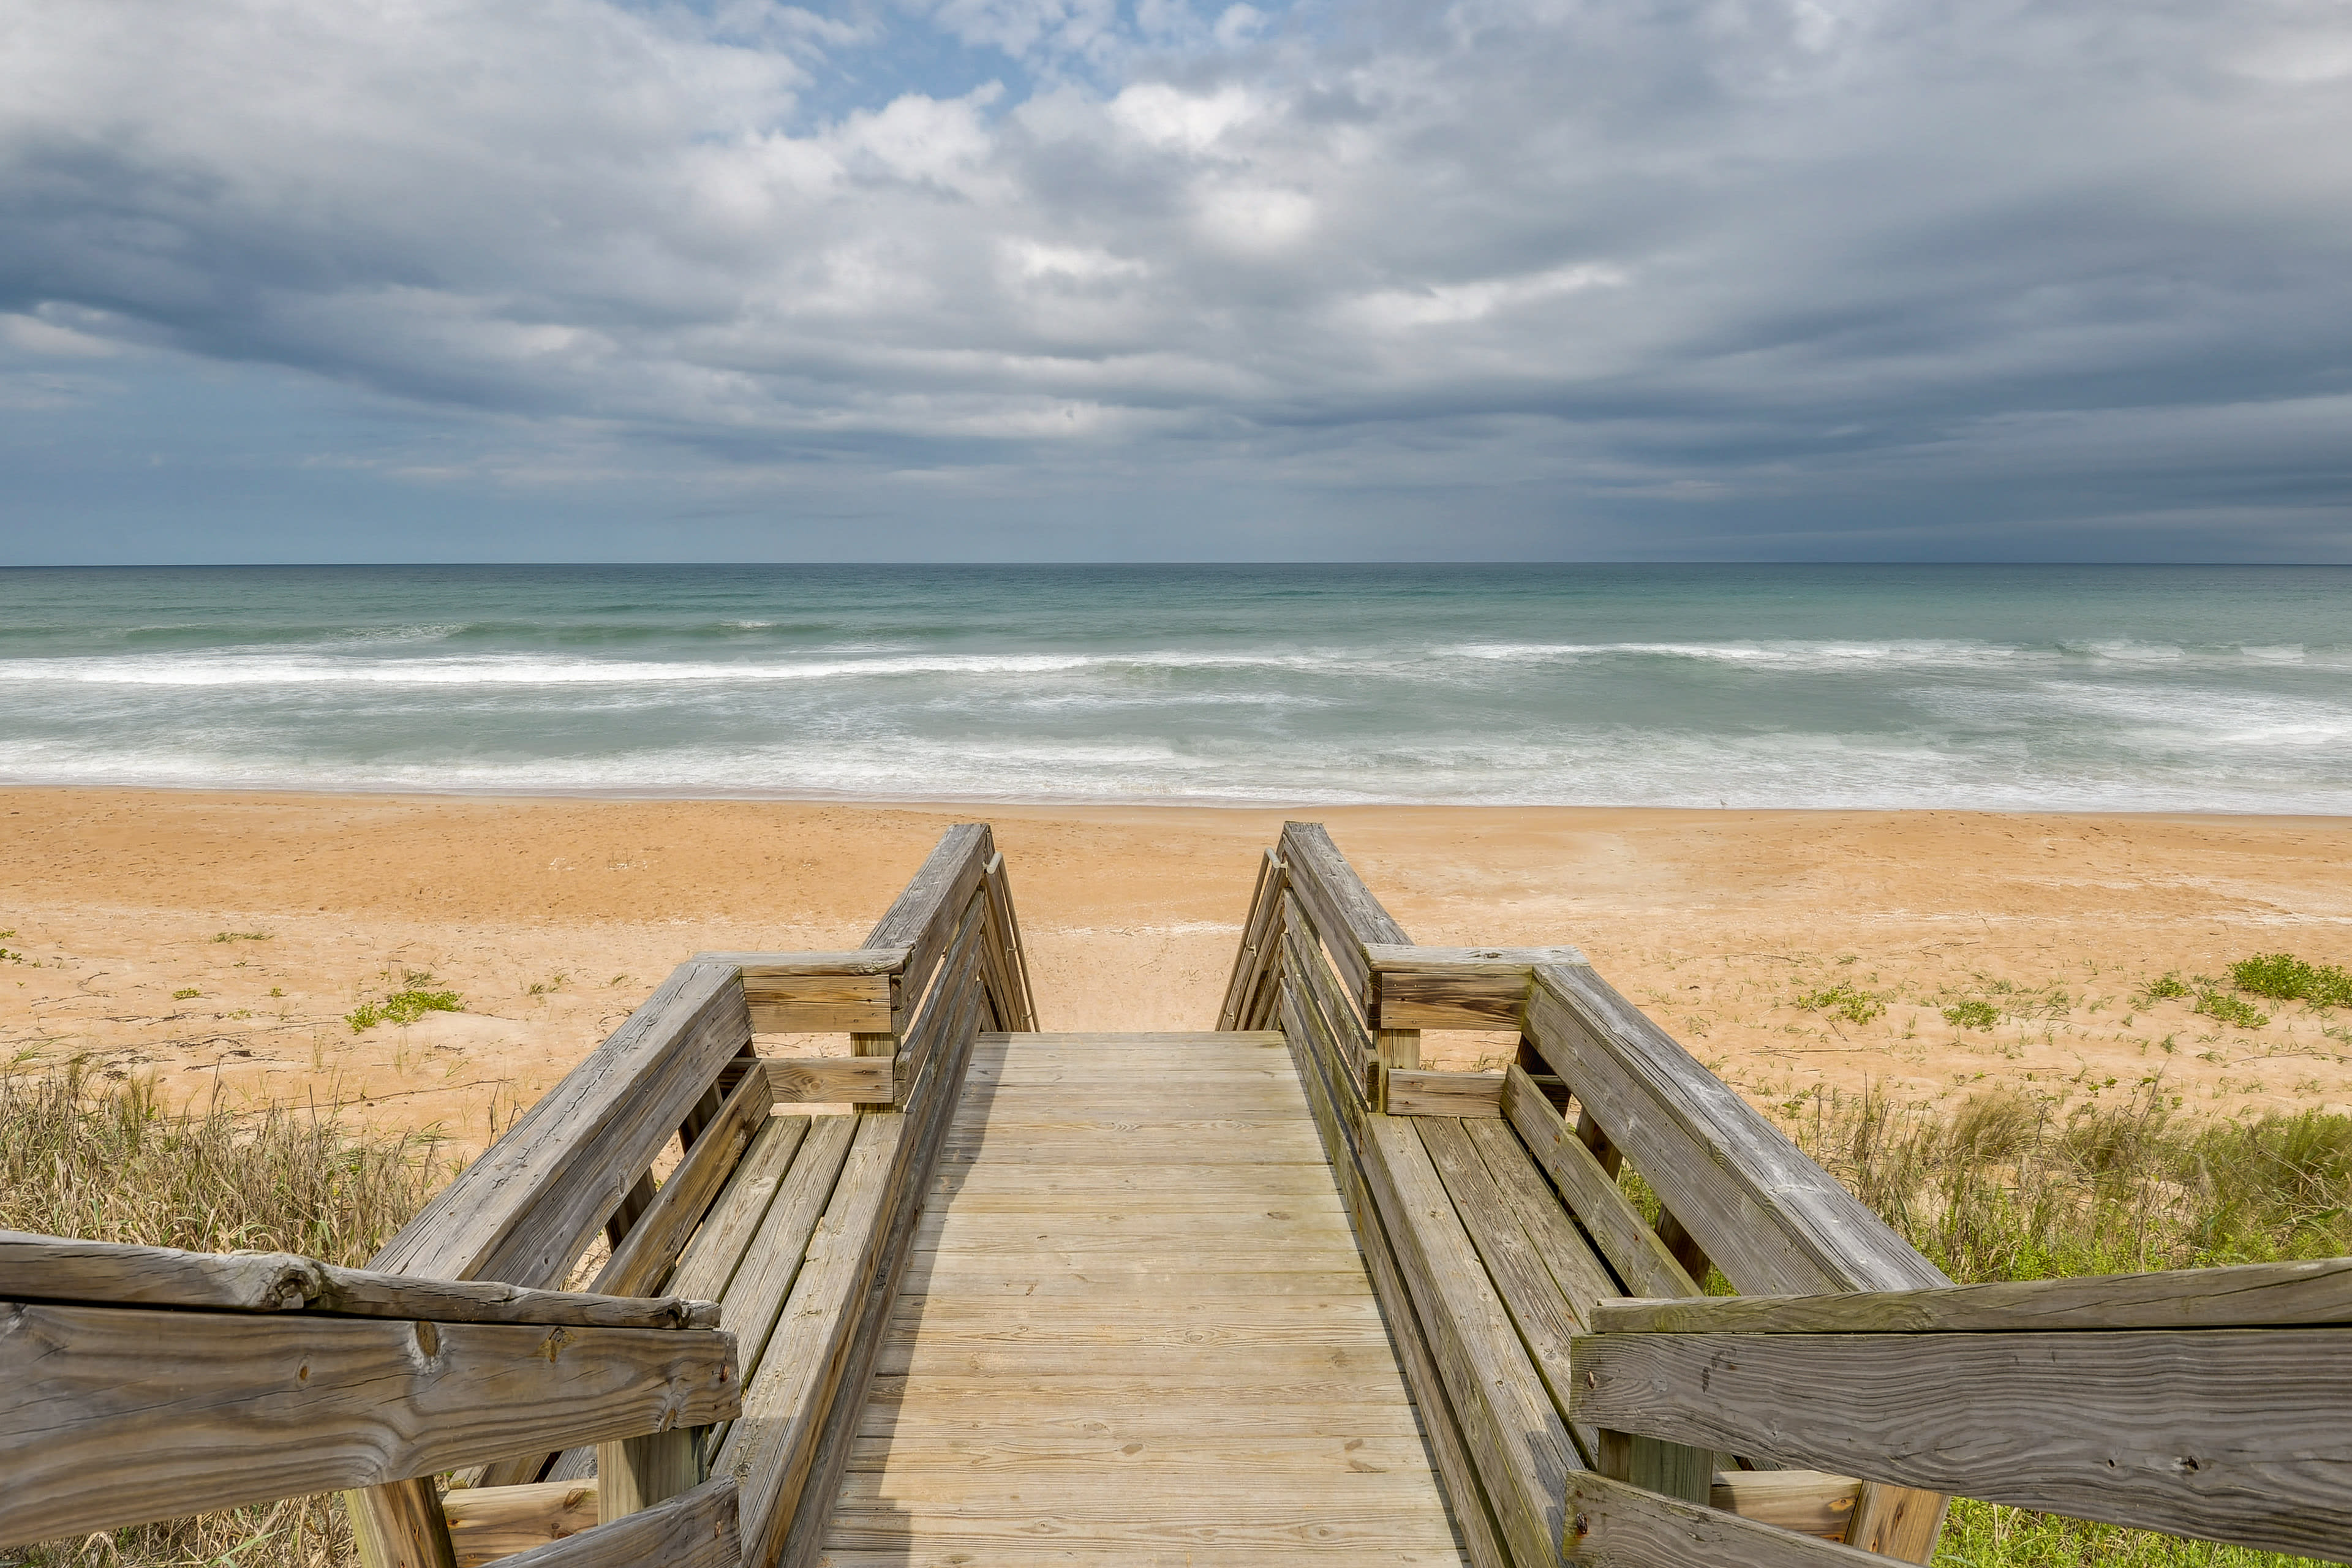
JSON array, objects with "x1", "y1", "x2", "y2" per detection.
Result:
[{"x1": 1, "y1": 1061, "x2": 448, "y2": 1567}]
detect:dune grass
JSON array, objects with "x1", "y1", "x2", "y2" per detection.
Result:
[
  {"x1": 1790, "y1": 1080, "x2": 2344, "y2": 1566},
  {"x1": 0, "y1": 1060, "x2": 448, "y2": 1567}
]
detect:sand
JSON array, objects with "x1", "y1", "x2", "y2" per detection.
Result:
[{"x1": 4, "y1": 788, "x2": 2349, "y2": 1158}]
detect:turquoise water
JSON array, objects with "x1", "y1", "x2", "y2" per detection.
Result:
[{"x1": 1, "y1": 564, "x2": 2348, "y2": 812}]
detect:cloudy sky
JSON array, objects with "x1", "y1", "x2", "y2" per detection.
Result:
[{"x1": 2, "y1": 0, "x2": 2348, "y2": 562}]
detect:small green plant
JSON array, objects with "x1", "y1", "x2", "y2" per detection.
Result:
[
  {"x1": 346, "y1": 989, "x2": 464, "y2": 1033},
  {"x1": 172, "y1": 987, "x2": 200, "y2": 1001},
  {"x1": 2144, "y1": 971, "x2": 2190, "y2": 1001},
  {"x1": 2195, "y1": 989, "x2": 2270, "y2": 1030},
  {"x1": 1796, "y1": 983, "x2": 1885, "y2": 1025},
  {"x1": 527, "y1": 971, "x2": 567, "y2": 997},
  {"x1": 2230, "y1": 952, "x2": 2352, "y2": 1009},
  {"x1": 0, "y1": 929, "x2": 21, "y2": 963},
  {"x1": 269, "y1": 986, "x2": 284, "y2": 998},
  {"x1": 1943, "y1": 1000, "x2": 2000, "y2": 1030},
  {"x1": 212, "y1": 930, "x2": 271, "y2": 943}
]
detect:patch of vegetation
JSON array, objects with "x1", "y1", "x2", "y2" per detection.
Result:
[
  {"x1": 1795, "y1": 982, "x2": 1885, "y2": 1025},
  {"x1": 1943, "y1": 1000, "x2": 2000, "y2": 1030},
  {"x1": 346, "y1": 989, "x2": 465, "y2": 1033},
  {"x1": 2195, "y1": 989, "x2": 2270, "y2": 1030},
  {"x1": 171, "y1": 987, "x2": 200, "y2": 1001},
  {"x1": 1, "y1": 1060, "x2": 445, "y2": 1567},
  {"x1": 213, "y1": 930, "x2": 272, "y2": 943},
  {"x1": 1938, "y1": 1498, "x2": 2326, "y2": 1566},
  {"x1": 2230, "y1": 952, "x2": 2352, "y2": 1009},
  {"x1": 2143, "y1": 971, "x2": 2191, "y2": 1001}
]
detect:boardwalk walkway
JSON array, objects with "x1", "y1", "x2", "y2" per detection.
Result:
[{"x1": 820, "y1": 1031, "x2": 1468, "y2": 1566}]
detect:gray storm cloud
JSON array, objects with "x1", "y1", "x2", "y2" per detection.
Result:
[{"x1": 1, "y1": 0, "x2": 2348, "y2": 559}]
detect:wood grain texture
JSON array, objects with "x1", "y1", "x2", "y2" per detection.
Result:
[
  {"x1": 1561, "y1": 1471, "x2": 1892, "y2": 1567},
  {"x1": 592, "y1": 1065, "x2": 772, "y2": 1299},
  {"x1": 818, "y1": 1028, "x2": 1470, "y2": 1568},
  {"x1": 1499, "y1": 1068, "x2": 1698, "y2": 1302},
  {"x1": 1217, "y1": 849, "x2": 1288, "y2": 1031},
  {"x1": 1361, "y1": 1112, "x2": 1575, "y2": 1568},
  {"x1": 1711, "y1": 1469, "x2": 1862, "y2": 1541},
  {"x1": 344, "y1": 1479, "x2": 457, "y2": 1568},
  {"x1": 0, "y1": 1232, "x2": 715, "y2": 1329},
  {"x1": 712, "y1": 1114, "x2": 858, "y2": 1397},
  {"x1": 490, "y1": 1476, "x2": 739, "y2": 1568},
  {"x1": 1278, "y1": 822, "x2": 1408, "y2": 1005},
  {"x1": 1387, "y1": 1071, "x2": 1504, "y2": 1118},
  {"x1": 442, "y1": 1482, "x2": 597, "y2": 1568},
  {"x1": 767, "y1": 1057, "x2": 894, "y2": 1104},
  {"x1": 1570, "y1": 1327, "x2": 2352, "y2": 1561},
  {"x1": 662, "y1": 1114, "x2": 812, "y2": 1310},
  {"x1": 1525, "y1": 965, "x2": 1944, "y2": 1299},
  {"x1": 696, "y1": 950, "x2": 906, "y2": 1033},
  {"x1": 1592, "y1": 1257, "x2": 2352, "y2": 1336},
  {"x1": 0, "y1": 1302, "x2": 738, "y2": 1542},
  {"x1": 862, "y1": 823, "x2": 992, "y2": 1026},
  {"x1": 371, "y1": 960, "x2": 752, "y2": 1290},
  {"x1": 1366, "y1": 949, "x2": 1583, "y2": 1032}
]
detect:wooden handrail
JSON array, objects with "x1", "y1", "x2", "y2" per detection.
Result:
[{"x1": 1570, "y1": 1276, "x2": 2352, "y2": 1562}]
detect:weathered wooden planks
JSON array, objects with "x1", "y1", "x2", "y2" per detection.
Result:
[
  {"x1": 767, "y1": 1057, "x2": 894, "y2": 1104},
  {"x1": 1561, "y1": 1471, "x2": 1893, "y2": 1567},
  {"x1": 0, "y1": 1301, "x2": 738, "y2": 1543},
  {"x1": 1279, "y1": 821, "x2": 1410, "y2": 1003},
  {"x1": 1572, "y1": 1326, "x2": 2352, "y2": 1561},
  {"x1": 696, "y1": 949, "x2": 907, "y2": 1034},
  {"x1": 818, "y1": 1029, "x2": 1469, "y2": 1567},
  {"x1": 1711, "y1": 1470, "x2": 1863, "y2": 1540},
  {"x1": 491, "y1": 1476, "x2": 739, "y2": 1568},
  {"x1": 862, "y1": 822, "x2": 993, "y2": 1020},
  {"x1": 1525, "y1": 964, "x2": 1943, "y2": 1298},
  {"x1": 592, "y1": 1065, "x2": 774, "y2": 1300},
  {"x1": 1368, "y1": 946, "x2": 1584, "y2": 1031},
  {"x1": 1498, "y1": 1067, "x2": 1697, "y2": 1301},
  {"x1": 1387, "y1": 1071, "x2": 1505, "y2": 1118},
  {"x1": 0, "y1": 1231, "x2": 714, "y2": 1329},
  {"x1": 371, "y1": 960, "x2": 752, "y2": 1289},
  {"x1": 1593, "y1": 1256, "x2": 2352, "y2": 1336},
  {"x1": 443, "y1": 1481, "x2": 598, "y2": 1567}
]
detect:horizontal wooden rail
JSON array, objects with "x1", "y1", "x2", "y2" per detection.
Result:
[
  {"x1": 693, "y1": 949, "x2": 908, "y2": 1034},
  {"x1": 0, "y1": 1300, "x2": 737, "y2": 1544},
  {"x1": 1576, "y1": 1264, "x2": 2352, "y2": 1563},
  {"x1": 0, "y1": 1232, "x2": 715, "y2": 1329}
]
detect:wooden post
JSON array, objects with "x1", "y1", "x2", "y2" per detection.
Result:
[
  {"x1": 597, "y1": 1430, "x2": 703, "y2": 1519},
  {"x1": 345, "y1": 1479, "x2": 458, "y2": 1568},
  {"x1": 1375, "y1": 1027, "x2": 1419, "y2": 1111},
  {"x1": 1596, "y1": 1430, "x2": 1712, "y2": 1507}
]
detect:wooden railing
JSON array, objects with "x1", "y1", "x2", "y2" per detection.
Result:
[
  {"x1": 2, "y1": 824, "x2": 1030, "y2": 1568},
  {"x1": 1222, "y1": 820, "x2": 2351, "y2": 1567}
]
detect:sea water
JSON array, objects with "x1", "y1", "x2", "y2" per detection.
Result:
[{"x1": 1, "y1": 564, "x2": 2346, "y2": 812}]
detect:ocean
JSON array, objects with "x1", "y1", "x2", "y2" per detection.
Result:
[{"x1": 1, "y1": 564, "x2": 2347, "y2": 813}]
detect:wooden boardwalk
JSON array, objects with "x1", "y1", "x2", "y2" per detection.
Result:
[{"x1": 819, "y1": 1031, "x2": 1468, "y2": 1566}]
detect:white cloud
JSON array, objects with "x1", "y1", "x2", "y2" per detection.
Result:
[{"x1": 0, "y1": 0, "x2": 2348, "y2": 556}]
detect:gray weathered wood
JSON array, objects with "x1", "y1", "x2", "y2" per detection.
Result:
[
  {"x1": 717, "y1": 1114, "x2": 908, "y2": 1567},
  {"x1": 1368, "y1": 946, "x2": 1585, "y2": 1030},
  {"x1": 1387, "y1": 1070, "x2": 1504, "y2": 1117},
  {"x1": 1360, "y1": 1112, "x2": 1577, "y2": 1568},
  {"x1": 1594, "y1": 1257, "x2": 2352, "y2": 1336},
  {"x1": 695, "y1": 950, "x2": 906, "y2": 1034},
  {"x1": 597, "y1": 1429, "x2": 702, "y2": 1520},
  {"x1": 371, "y1": 961, "x2": 752, "y2": 1289},
  {"x1": 767, "y1": 1057, "x2": 894, "y2": 1104},
  {"x1": 0, "y1": 1231, "x2": 716, "y2": 1329},
  {"x1": 864, "y1": 824, "x2": 992, "y2": 1025},
  {"x1": 1526, "y1": 964, "x2": 1945, "y2": 1297},
  {"x1": 1218, "y1": 850, "x2": 1287, "y2": 1031},
  {"x1": 593, "y1": 1066, "x2": 773, "y2": 1299},
  {"x1": 1561, "y1": 1471, "x2": 1893, "y2": 1567},
  {"x1": 1571, "y1": 1326, "x2": 2352, "y2": 1562},
  {"x1": 979, "y1": 852, "x2": 1038, "y2": 1031},
  {"x1": 1277, "y1": 822, "x2": 1408, "y2": 1004},
  {"x1": 492, "y1": 1476, "x2": 739, "y2": 1568},
  {"x1": 1499, "y1": 1067, "x2": 1698, "y2": 1301},
  {"x1": 0, "y1": 1300, "x2": 739, "y2": 1543}
]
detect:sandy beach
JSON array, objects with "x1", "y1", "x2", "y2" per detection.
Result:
[{"x1": 4, "y1": 787, "x2": 2348, "y2": 1155}]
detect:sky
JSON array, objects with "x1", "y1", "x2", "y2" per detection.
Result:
[{"x1": 1, "y1": 0, "x2": 2348, "y2": 564}]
